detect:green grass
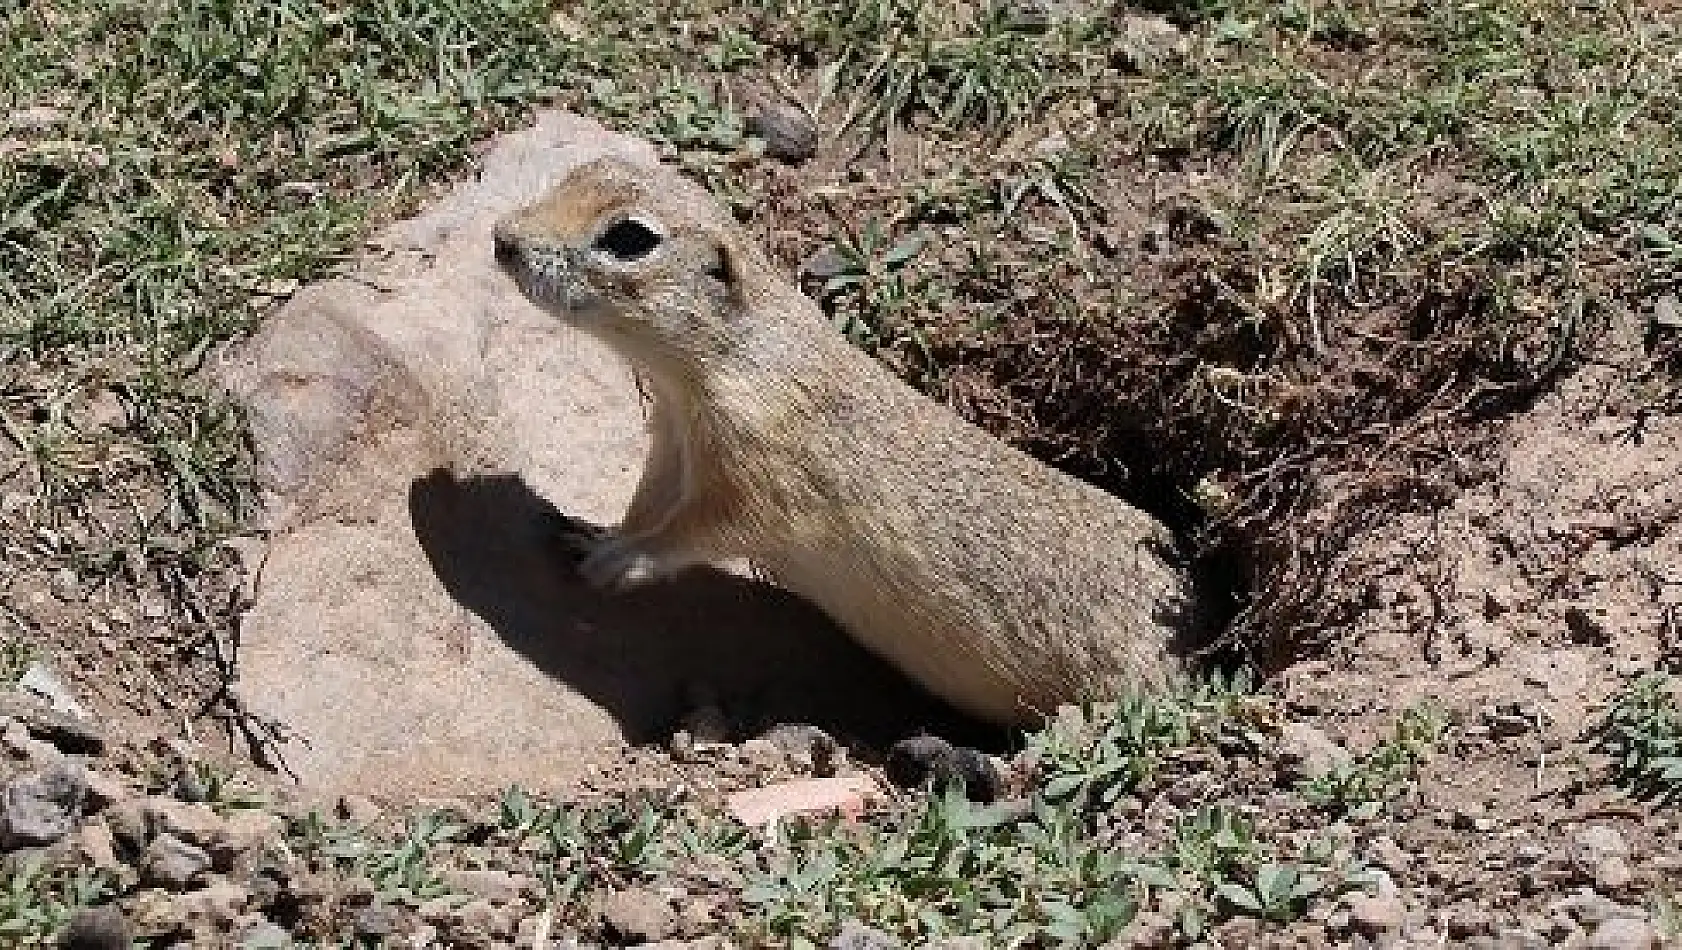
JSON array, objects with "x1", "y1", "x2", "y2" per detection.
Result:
[
  {"x1": 1595, "y1": 674, "x2": 1682, "y2": 806},
  {"x1": 1298, "y1": 703, "x2": 1446, "y2": 819}
]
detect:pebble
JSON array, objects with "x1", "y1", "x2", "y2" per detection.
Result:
[
  {"x1": 745, "y1": 98, "x2": 818, "y2": 164},
  {"x1": 1594, "y1": 855, "x2": 1635, "y2": 892},
  {"x1": 1584, "y1": 917, "x2": 1660, "y2": 950},
  {"x1": 1574, "y1": 825, "x2": 1630, "y2": 861},
  {"x1": 72, "y1": 818, "x2": 120, "y2": 870},
  {"x1": 598, "y1": 886, "x2": 678, "y2": 942},
  {"x1": 335, "y1": 794, "x2": 382, "y2": 824},
  {"x1": 58, "y1": 905, "x2": 133, "y2": 950},
  {"x1": 831, "y1": 919, "x2": 905, "y2": 949},
  {"x1": 238, "y1": 919, "x2": 293, "y2": 949},
  {"x1": 1277, "y1": 722, "x2": 1350, "y2": 779},
  {"x1": 1446, "y1": 904, "x2": 1494, "y2": 939},
  {"x1": 143, "y1": 833, "x2": 212, "y2": 890},
  {"x1": 143, "y1": 798, "x2": 228, "y2": 850},
  {"x1": 1347, "y1": 894, "x2": 1406, "y2": 937},
  {"x1": 0, "y1": 690, "x2": 104, "y2": 754},
  {"x1": 1551, "y1": 892, "x2": 1641, "y2": 927},
  {"x1": 0, "y1": 764, "x2": 87, "y2": 849},
  {"x1": 441, "y1": 868, "x2": 527, "y2": 904},
  {"x1": 352, "y1": 904, "x2": 404, "y2": 940}
]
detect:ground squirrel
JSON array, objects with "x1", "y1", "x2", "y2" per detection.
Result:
[{"x1": 492, "y1": 156, "x2": 1199, "y2": 726}]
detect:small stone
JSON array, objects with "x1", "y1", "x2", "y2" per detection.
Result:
[
  {"x1": 143, "y1": 833, "x2": 212, "y2": 890},
  {"x1": 58, "y1": 905, "x2": 132, "y2": 950},
  {"x1": 759, "y1": 724, "x2": 840, "y2": 776},
  {"x1": 1277, "y1": 722, "x2": 1350, "y2": 780},
  {"x1": 884, "y1": 736, "x2": 1000, "y2": 802},
  {"x1": 1347, "y1": 894, "x2": 1406, "y2": 937},
  {"x1": 1366, "y1": 835, "x2": 1409, "y2": 874},
  {"x1": 0, "y1": 764, "x2": 88, "y2": 848},
  {"x1": 1551, "y1": 892, "x2": 1639, "y2": 927},
  {"x1": 1564, "y1": 606, "x2": 1610, "y2": 645},
  {"x1": 7, "y1": 106, "x2": 68, "y2": 129},
  {"x1": 1584, "y1": 916, "x2": 1660, "y2": 950},
  {"x1": 210, "y1": 810, "x2": 284, "y2": 872},
  {"x1": 725, "y1": 775, "x2": 879, "y2": 826},
  {"x1": 1652, "y1": 294, "x2": 1682, "y2": 331},
  {"x1": 1574, "y1": 826, "x2": 1630, "y2": 862},
  {"x1": 334, "y1": 794, "x2": 382, "y2": 823},
  {"x1": 125, "y1": 889, "x2": 187, "y2": 940},
  {"x1": 831, "y1": 919, "x2": 904, "y2": 949},
  {"x1": 352, "y1": 904, "x2": 403, "y2": 940},
  {"x1": 177, "y1": 880, "x2": 250, "y2": 929},
  {"x1": 745, "y1": 98, "x2": 818, "y2": 164},
  {"x1": 71, "y1": 819, "x2": 120, "y2": 870},
  {"x1": 1447, "y1": 904, "x2": 1494, "y2": 939},
  {"x1": 143, "y1": 798, "x2": 228, "y2": 850},
  {"x1": 738, "y1": 737, "x2": 785, "y2": 770},
  {"x1": 441, "y1": 868, "x2": 525, "y2": 904},
  {"x1": 81, "y1": 771, "x2": 129, "y2": 811},
  {"x1": 49, "y1": 570, "x2": 83, "y2": 603},
  {"x1": 238, "y1": 919, "x2": 293, "y2": 949},
  {"x1": 104, "y1": 798, "x2": 149, "y2": 853},
  {"x1": 16, "y1": 663, "x2": 90, "y2": 720},
  {"x1": 597, "y1": 887, "x2": 677, "y2": 943},
  {"x1": 1594, "y1": 856, "x2": 1634, "y2": 892},
  {"x1": 453, "y1": 898, "x2": 510, "y2": 938},
  {"x1": 416, "y1": 897, "x2": 457, "y2": 926}
]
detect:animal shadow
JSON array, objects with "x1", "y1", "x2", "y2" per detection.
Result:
[{"x1": 407, "y1": 468, "x2": 992, "y2": 747}]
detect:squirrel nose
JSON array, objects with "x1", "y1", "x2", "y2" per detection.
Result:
[{"x1": 493, "y1": 227, "x2": 520, "y2": 266}]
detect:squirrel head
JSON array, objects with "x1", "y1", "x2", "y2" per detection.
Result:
[{"x1": 494, "y1": 157, "x2": 754, "y2": 367}]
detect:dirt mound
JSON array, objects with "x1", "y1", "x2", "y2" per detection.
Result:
[{"x1": 217, "y1": 113, "x2": 964, "y2": 802}]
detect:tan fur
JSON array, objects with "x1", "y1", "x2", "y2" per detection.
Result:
[{"x1": 493, "y1": 157, "x2": 1198, "y2": 726}]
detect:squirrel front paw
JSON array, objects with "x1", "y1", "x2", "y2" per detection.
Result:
[{"x1": 577, "y1": 537, "x2": 663, "y2": 591}]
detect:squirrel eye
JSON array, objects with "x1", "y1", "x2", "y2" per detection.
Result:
[{"x1": 593, "y1": 217, "x2": 663, "y2": 261}]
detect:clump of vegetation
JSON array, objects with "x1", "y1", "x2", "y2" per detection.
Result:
[
  {"x1": 1594, "y1": 674, "x2": 1682, "y2": 806},
  {"x1": 1299, "y1": 703, "x2": 1446, "y2": 818},
  {"x1": 1026, "y1": 670, "x2": 1259, "y2": 813},
  {"x1": 0, "y1": 861, "x2": 111, "y2": 945}
]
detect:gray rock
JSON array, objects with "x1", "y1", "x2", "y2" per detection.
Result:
[
  {"x1": 1594, "y1": 855, "x2": 1635, "y2": 892},
  {"x1": 352, "y1": 904, "x2": 404, "y2": 940},
  {"x1": 1652, "y1": 294, "x2": 1682, "y2": 331},
  {"x1": 1584, "y1": 916, "x2": 1660, "y2": 950},
  {"x1": 0, "y1": 765, "x2": 88, "y2": 849},
  {"x1": 598, "y1": 887, "x2": 677, "y2": 943},
  {"x1": 831, "y1": 919, "x2": 904, "y2": 949},
  {"x1": 1447, "y1": 904, "x2": 1495, "y2": 939},
  {"x1": 0, "y1": 689, "x2": 106, "y2": 753},
  {"x1": 1551, "y1": 892, "x2": 1641, "y2": 927},
  {"x1": 440, "y1": 868, "x2": 526, "y2": 904},
  {"x1": 239, "y1": 919, "x2": 293, "y2": 949},
  {"x1": 142, "y1": 833, "x2": 211, "y2": 890},
  {"x1": 1563, "y1": 605, "x2": 1610, "y2": 645},
  {"x1": 760, "y1": 723, "x2": 840, "y2": 776},
  {"x1": 745, "y1": 99, "x2": 817, "y2": 164},
  {"x1": 1346, "y1": 894, "x2": 1405, "y2": 937},
  {"x1": 16, "y1": 663, "x2": 89, "y2": 720},
  {"x1": 1277, "y1": 722, "x2": 1350, "y2": 780},
  {"x1": 57, "y1": 905, "x2": 132, "y2": 949},
  {"x1": 1574, "y1": 825, "x2": 1630, "y2": 861}
]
